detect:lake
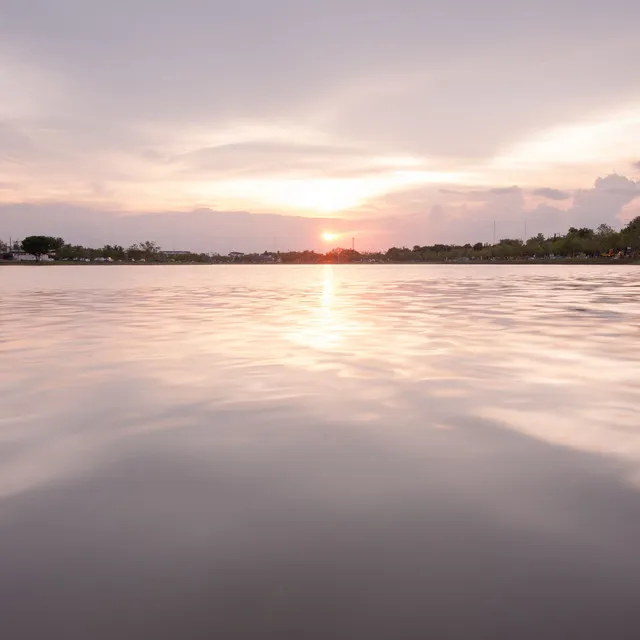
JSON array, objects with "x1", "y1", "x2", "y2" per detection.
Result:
[{"x1": 1, "y1": 264, "x2": 640, "y2": 639}]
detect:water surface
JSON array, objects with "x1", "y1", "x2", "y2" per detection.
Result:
[{"x1": 1, "y1": 265, "x2": 640, "y2": 639}]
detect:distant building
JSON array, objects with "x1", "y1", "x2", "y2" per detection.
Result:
[{"x1": 10, "y1": 250, "x2": 52, "y2": 262}]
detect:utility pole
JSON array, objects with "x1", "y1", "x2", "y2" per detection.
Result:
[
  {"x1": 492, "y1": 221, "x2": 496, "y2": 245},
  {"x1": 352, "y1": 237, "x2": 355, "y2": 252}
]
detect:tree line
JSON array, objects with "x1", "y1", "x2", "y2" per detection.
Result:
[
  {"x1": 2, "y1": 216, "x2": 639, "y2": 263},
  {"x1": 384, "y1": 219, "x2": 640, "y2": 263},
  {"x1": 0, "y1": 238, "x2": 211, "y2": 263}
]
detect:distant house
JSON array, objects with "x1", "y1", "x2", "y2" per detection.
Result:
[{"x1": 11, "y1": 250, "x2": 52, "y2": 262}]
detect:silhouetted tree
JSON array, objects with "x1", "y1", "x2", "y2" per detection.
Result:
[
  {"x1": 622, "y1": 216, "x2": 640, "y2": 251},
  {"x1": 21, "y1": 236, "x2": 56, "y2": 261},
  {"x1": 596, "y1": 224, "x2": 614, "y2": 237}
]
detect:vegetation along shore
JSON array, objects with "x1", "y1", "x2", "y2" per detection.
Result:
[{"x1": 2, "y1": 217, "x2": 639, "y2": 265}]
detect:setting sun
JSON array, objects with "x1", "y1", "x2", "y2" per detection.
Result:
[{"x1": 321, "y1": 231, "x2": 339, "y2": 242}]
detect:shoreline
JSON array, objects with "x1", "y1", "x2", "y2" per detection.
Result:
[{"x1": 2, "y1": 259, "x2": 639, "y2": 267}]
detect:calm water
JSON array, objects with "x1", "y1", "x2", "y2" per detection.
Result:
[{"x1": 1, "y1": 264, "x2": 640, "y2": 639}]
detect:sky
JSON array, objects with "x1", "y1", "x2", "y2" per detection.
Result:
[{"x1": 1, "y1": 0, "x2": 639, "y2": 252}]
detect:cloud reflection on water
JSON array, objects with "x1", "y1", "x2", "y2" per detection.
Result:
[
  {"x1": 2, "y1": 265, "x2": 640, "y2": 638},
  {"x1": 1, "y1": 265, "x2": 640, "y2": 497}
]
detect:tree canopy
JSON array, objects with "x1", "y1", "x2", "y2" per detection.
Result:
[{"x1": 21, "y1": 236, "x2": 58, "y2": 261}]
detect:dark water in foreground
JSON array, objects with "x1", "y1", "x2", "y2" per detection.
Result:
[{"x1": 1, "y1": 264, "x2": 640, "y2": 639}]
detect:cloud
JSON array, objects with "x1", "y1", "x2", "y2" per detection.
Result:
[
  {"x1": 173, "y1": 141, "x2": 371, "y2": 178},
  {"x1": 2, "y1": 1, "x2": 640, "y2": 229},
  {"x1": 439, "y1": 188, "x2": 476, "y2": 197},
  {"x1": 632, "y1": 161, "x2": 640, "y2": 170},
  {"x1": 2, "y1": 2, "x2": 640, "y2": 208},
  {"x1": 619, "y1": 199, "x2": 640, "y2": 224},
  {"x1": 490, "y1": 186, "x2": 520, "y2": 196},
  {"x1": 1, "y1": 173, "x2": 638, "y2": 252},
  {"x1": 439, "y1": 186, "x2": 520, "y2": 201},
  {"x1": 569, "y1": 174, "x2": 639, "y2": 228},
  {"x1": 0, "y1": 122, "x2": 33, "y2": 160},
  {"x1": 353, "y1": 173, "x2": 639, "y2": 245},
  {"x1": 532, "y1": 188, "x2": 571, "y2": 200}
]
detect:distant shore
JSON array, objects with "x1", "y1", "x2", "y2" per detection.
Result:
[
  {"x1": 3, "y1": 259, "x2": 639, "y2": 266},
  {"x1": 5, "y1": 221, "x2": 639, "y2": 265}
]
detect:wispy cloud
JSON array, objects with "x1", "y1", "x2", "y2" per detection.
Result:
[
  {"x1": 532, "y1": 188, "x2": 572, "y2": 200},
  {"x1": 1, "y1": 0, "x2": 640, "y2": 227},
  {"x1": 439, "y1": 186, "x2": 521, "y2": 201},
  {"x1": 1, "y1": 173, "x2": 637, "y2": 251}
]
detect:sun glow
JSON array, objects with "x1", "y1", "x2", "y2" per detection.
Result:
[
  {"x1": 321, "y1": 231, "x2": 339, "y2": 242},
  {"x1": 221, "y1": 179, "x2": 373, "y2": 213}
]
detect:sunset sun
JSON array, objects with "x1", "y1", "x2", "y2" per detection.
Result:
[{"x1": 321, "y1": 231, "x2": 339, "y2": 242}]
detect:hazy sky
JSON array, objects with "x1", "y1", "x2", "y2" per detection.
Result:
[{"x1": 1, "y1": 0, "x2": 639, "y2": 250}]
